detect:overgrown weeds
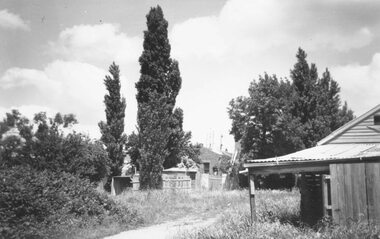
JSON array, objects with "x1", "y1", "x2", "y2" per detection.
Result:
[
  {"x1": 176, "y1": 190, "x2": 380, "y2": 239},
  {"x1": 113, "y1": 189, "x2": 246, "y2": 225}
]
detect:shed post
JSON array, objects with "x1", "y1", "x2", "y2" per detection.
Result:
[
  {"x1": 111, "y1": 177, "x2": 116, "y2": 196},
  {"x1": 249, "y1": 170, "x2": 257, "y2": 223}
]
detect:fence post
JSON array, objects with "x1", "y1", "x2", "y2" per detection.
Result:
[{"x1": 249, "y1": 171, "x2": 257, "y2": 224}]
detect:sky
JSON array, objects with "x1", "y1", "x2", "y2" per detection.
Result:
[{"x1": 1, "y1": 0, "x2": 380, "y2": 152}]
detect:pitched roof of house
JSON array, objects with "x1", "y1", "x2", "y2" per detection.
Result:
[
  {"x1": 199, "y1": 147, "x2": 232, "y2": 163},
  {"x1": 317, "y1": 104, "x2": 380, "y2": 145}
]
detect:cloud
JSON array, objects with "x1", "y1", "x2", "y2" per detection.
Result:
[
  {"x1": 3, "y1": 1, "x2": 380, "y2": 151},
  {"x1": 0, "y1": 67, "x2": 60, "y2": 91},
  {"x1": 0, "y1": 59, "x2": 139, "y2": 139},
  {"x1": 0, "y1": 9, "x2": 30, "y2": 31},
  {"x1": 168, "y1": 0, "x2": 380, "y2": 150},
  {"x1": 171, "y1": 0, "x2": 378, "y2": 61},
  {"x1": 0, "y1": 60, "x2": 107, "y2": 125},
  {"x1": 331, "y1": 53, "x2": 380, "y2": 115},
  {"x1": 0, "y1": 23, "x2": 142, "y2": 139},
  {"x1": 49, "y1": 23, "x2": 142, "y2": 68}
]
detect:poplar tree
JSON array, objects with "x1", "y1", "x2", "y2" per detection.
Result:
[
  {"x1": 136, "y1": 6, "x2": 182, "y2": 189},
  {"x1": 99, "y1": 62, "x2": 127, "y2": 191}
]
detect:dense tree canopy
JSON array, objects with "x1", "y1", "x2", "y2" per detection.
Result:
[
  {"x1": 229, "y1": 73, "x2": 304, "y2": 160},
  {"x1": 229, "y1": 48, "x2": 354, "y2": 162}
]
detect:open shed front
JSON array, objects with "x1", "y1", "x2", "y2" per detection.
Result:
[
  {"x1": 247, "y1": 161, "x2": 330, "y2": 225},
  {"x1": 245, "y1": 144, "x2": 380, "y2": 226}
]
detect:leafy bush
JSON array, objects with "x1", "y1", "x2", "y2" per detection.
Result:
[
  {"x1": 0, "y1": 110, "x2": 109, "y2": 183},
  {"x1": 0, "y1": 165, "x2": 141, "y2": 239}
]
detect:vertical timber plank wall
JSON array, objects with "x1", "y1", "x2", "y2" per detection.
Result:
[
  {"x1": 330, "y1": 163, "x2": 368, "y2": 225},
  {"x1": 350, "y1": 163, "x2": 367, "y2": 223},
  {"x1": 330, "y1": 164, "x2": 341, "y2": 224},
  {"x1": 366, "y1": 162, "x2": 380, "y2": 224}
]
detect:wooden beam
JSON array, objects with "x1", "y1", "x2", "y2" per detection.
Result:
[
  {"x1": 244, "y1": 156, "x2": 380, "y2": 169},
  {"x1": 248, "y1": 171, "x2": 257, "y2": 223},
  {"x1": 250, "y1": 164, "x2": 329, "y2": 175}
]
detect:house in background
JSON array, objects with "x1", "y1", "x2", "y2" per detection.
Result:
[
  {"x1": 114, "y1": 146, "x2": 234, "y2": 193},
  {"x1": 199, "y1": 146, "x2": 232, "y2": 175},
  {"x1": 244, "y1": 104, "x2": 380, "y2": 225}
]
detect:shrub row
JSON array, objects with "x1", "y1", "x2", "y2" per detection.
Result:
[{"x1": 0, "y1": 165, "x2": 141, "y2": 239}]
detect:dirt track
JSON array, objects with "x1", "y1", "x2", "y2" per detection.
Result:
[{"x1": 104, "y1": 216, "x2": 217, "y2": 239}]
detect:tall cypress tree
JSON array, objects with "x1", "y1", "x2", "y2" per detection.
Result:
[
  {"x1": 136, "y1": 6, "x2": 182, "y2": 189},
  {"x1": 99, "y1": 62, "x2": 127, "y2": 191}
]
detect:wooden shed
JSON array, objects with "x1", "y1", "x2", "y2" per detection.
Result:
[
  {"x1": 162, "y1": 167, "x2": 198, "y2": 189},
  {"x1": 244, "y1": 104, "x2": 380, "y2": 225}
]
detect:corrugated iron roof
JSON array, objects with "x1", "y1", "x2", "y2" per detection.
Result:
[{"x1": 246, "y1": 144, "x2": 380, "y2": 164}]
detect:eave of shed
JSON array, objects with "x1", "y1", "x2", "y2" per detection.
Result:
[{"x1": 244, "y1": 144, "x2": 380, "y2": 174}]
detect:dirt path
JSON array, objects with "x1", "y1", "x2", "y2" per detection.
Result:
[{"x1": 104, "y1": 216, "x2": 218, "y2": 239}]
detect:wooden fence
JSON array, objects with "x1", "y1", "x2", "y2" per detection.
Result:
[
  {"x1": 162, "y1": 175, "x2": 191, "y2": 191},
  {"x1": 130, "y1": 173, "x2": 227, "y2": 191},
  {"x1": 209, "y1": 175, "x2": 223, "y2": 190}
]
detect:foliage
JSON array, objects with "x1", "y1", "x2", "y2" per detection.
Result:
[
  {"x1": 0, "y1": 165, "x2": 141, "y2": 239},
  {"x1": 165, "y1": 108, "x2": 200, "y2": 168},
  {"x1": 137, "y1": 92, "x2": 171, "y2": 189},
  {"x1": 136, "y1": 6, "x2": 185, "y2": 189},
  {"x1": 228, "y1": 48, "x2": 354, "y2": 163},
  {"x1": 218, "y1": 154, "x2": 233, "y2": 174},
  {"x1": 127, "y1": 110, "x2": 200, "y2": 172},
  {"x1": 126, "y1": 131, "x2": 141, "y2": 171},
  {"x1": 290, "y1": 48, "x2": 354, "y2": 147},
  {"x1": 228, "y1": 73, "x2": 304, "y2": 160},
  {"x1": 99, "y1": 62, "x2": 127, "y2": 191},
  {"x1": 0, "y1": 110, "x2": 109, "y2": 183}
]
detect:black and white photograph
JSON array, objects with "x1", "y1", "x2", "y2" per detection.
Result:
[{"x1": 1, "y1": 0, "x2": 380, "y2": 238}]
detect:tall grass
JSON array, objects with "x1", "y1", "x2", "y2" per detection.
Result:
[
  {"x1": 113, "y1": 189, "x2": 247, "y2": 225},
  {"x1": 176, "y1": 190, "x2": 380, "y2": 239},
  {"x1": 67, "y1": 188, "x2": 380, "y2": 238}
]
